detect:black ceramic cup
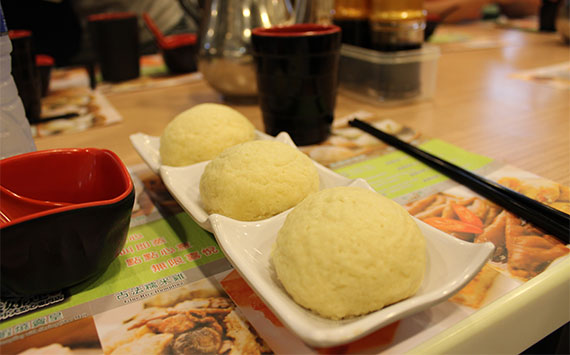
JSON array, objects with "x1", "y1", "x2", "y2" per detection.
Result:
[
  {"x1": 36, "y1": 54, "x2": 54, "y2": 97},
  {"x1": 88, "y1": 12, "x2": 140, "y2": 83},
  {"x1": 251, "y1": 24, "x2": 342, "y2": 146},
  {"x1": 9, "y1": 30, "x2": 41, "y2": 123}
]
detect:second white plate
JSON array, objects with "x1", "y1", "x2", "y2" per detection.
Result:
[
  {"x1": 159, "y1": 132, "x2": 353, "y2": 232},
  {"x1": 129, "y1": 130, "x2": 276, "y2": 174}
]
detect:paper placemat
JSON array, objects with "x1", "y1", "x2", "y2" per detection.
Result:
[{"x1": 2, "y1": 112, "x2": 568, "y2": 354}]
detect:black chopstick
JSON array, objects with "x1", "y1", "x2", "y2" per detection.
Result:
[{"x1": 348, "y1": 118, "x2": 570, "y2": 243}]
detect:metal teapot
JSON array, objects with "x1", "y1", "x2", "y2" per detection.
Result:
[{"x1": 197, "y1": 0, "x2": 333, "y2": 99}]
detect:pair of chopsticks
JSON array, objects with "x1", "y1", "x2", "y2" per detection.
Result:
[{"x1": 348, "y1": 118, "x2": 570, "y2": 243}]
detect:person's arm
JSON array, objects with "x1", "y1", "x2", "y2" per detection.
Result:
[
  {"x1": 425, "y1": 0, "x2": 492, "y2": 22},
  {"x1": 496, "y1": 0, "x2": 541, "y2": 18},
  {"x1": 425, "y1": 0, "x2": 541, "y2": 22}
]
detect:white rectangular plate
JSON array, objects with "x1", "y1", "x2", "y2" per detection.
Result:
[
  {"x1": 132, "y1": 130, "x2": 494, "y2": 347},
  {"x1": 158, "y1": 132, "x2": 353, "y2": 232},
  {"x1": 129, "y1": 130, "x2": 276, "y2": 174},
  {"x1": 209, "y1": 184, "x2": 495, "y2": 347}
]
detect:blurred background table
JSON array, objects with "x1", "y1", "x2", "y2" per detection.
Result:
[{"x1": 35, "y1": 22, "x2": 570, "y2": 187}]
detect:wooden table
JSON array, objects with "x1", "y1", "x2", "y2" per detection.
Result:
[
  {"x1": 35, "y1": 22, "x2": 570, "y2": 187},
  {"x1": 22, "y1": 21, "x2": 570, "y2": 354}
]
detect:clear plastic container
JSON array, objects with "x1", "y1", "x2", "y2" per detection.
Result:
[
  {"x1": 338, "y1": 43, "x2": 440, "y2": 105},
  {"x1": 0, "y1": 5, "x2": 36, "y2": 159}
]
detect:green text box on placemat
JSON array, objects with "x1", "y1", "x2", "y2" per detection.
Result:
[
  {"x1": 334, "y1": 139, "x2": 494, "y2": 199},
  {"x1": 0, "y1": 212, "x2": 224, "y2": 329}
]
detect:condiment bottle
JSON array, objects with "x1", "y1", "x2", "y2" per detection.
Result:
[
  {"x1": 333, "y1": 0, "x2": 371, "y2": 47},
  {"x1": 369, "y1": 0, "x2": 426, "y2": 51}
]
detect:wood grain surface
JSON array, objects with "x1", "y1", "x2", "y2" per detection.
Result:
[{"x1": 35, "y1": 22, "x2": 570, "y2": 186}]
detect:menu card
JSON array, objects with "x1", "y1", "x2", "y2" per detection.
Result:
[
  {"x1": 1, "y1": 111, "x2": 568, "y2": 354},
  {"x1": 33, "y1": 84, "x2": 122, "y2": 138},
  {"x1": 31, "y1": 55, "x2": 202, "y2": 139}
]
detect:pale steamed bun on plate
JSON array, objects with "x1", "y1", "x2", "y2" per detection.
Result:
[
  {"x1": 271, "y1": 186, "x2": 426, "y2": 320},
  {"x1": 199, "y1": 140, "x2": 319, "y2": 221},
  {"x1": 160, "y1": 103, "x2": 255, "y2": 166}
]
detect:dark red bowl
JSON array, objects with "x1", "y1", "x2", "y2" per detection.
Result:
[
  {"x1": 0, "y1": 148, "x2": 135, "y2": 297},
  {"x1": 161, "y1": 33, "x2": 197, "y2": 74},
  {"x1": 163, "y1": 44, "x2": 197, "y2": 73}
]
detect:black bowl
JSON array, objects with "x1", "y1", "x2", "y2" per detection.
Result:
[
  {"x1": 162, "y1": 33, "x2": 198, "y2": 74},
  {"x1": 0, "y1": 148, "x2": 135, "y2": 297}
]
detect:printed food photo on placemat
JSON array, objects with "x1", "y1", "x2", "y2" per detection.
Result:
[
  {"x1": 128, "y1": 164, "x2": 185, "y2": 228},
  {"x1": 299, "y1": 112, "x2": 424, "y2": 167},
  {"x1": 404, "y1": 166, "x2": 569, "y2": 309},
  {"x1": 0, "y1": 317, "x2": 103, "y2": 355},
  {"x1": 218, "y1": 269, "x2": 401, "y2": 354},
  {"x1": 32, "y1": 87, "x2": 122, "y2": 138},
  {"x1": 93, "y1": 276, "x2": 272, "y2": 355}
]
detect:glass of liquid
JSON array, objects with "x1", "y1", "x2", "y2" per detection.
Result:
[
  {"x1": 333, "y1": 0, "x2": 371, "y2": 47},
  {"x1": 369, "y1": 0, "x2": 426, "y2": 51}
]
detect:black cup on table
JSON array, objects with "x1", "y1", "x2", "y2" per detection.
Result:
[
  {"x1": 251, "y1": 24, "x2": 342, "y2": 146},
  {"x1": 36, "y1": 54, "x2": 54, "y2": 97},
  {"x1": 9, "y1": 30, "x2": 42, "y2": 123},
  {"x1": 87, "y1": 12, "x2": 140, "y2": 83},
  {"x1": 161, "y1": 33, "x2": 198, "y2": 74}
]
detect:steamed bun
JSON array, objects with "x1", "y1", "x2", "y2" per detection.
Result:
[
  {"x1": 160, "y1": 103, "x2": 255, "y2": 166},
  {"x1": 199, "y1": 140, "x2": 319, "y2": 221},
  {"x1": 271, "y1": 186, "x2": 426, "y2": 319}
]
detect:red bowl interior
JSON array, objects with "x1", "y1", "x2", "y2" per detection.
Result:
[
  {"x1": 0, "y1": 148, "x2": 133, "y2": 226},
  {"x1": 252, "y1": 24, "x2": 341, "y2": 37}
]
